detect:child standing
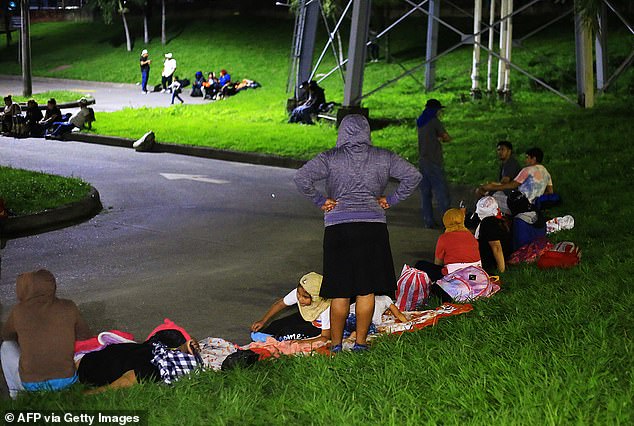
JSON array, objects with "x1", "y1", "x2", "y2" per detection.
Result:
[{"x1": 169, "y1": 77, "x2": 184, "y2": 104}]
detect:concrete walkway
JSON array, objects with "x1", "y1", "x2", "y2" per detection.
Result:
[{"x1": 0, "y1": 75, "x2": 211, "y2": 112}]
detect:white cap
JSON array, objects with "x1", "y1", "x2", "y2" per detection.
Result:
[
  {"x1": 165, "y1": 53, "x2": 173, "y2": 59},
  {"x1": 141, "y1": 49, "x2": 148, "y2": 55}
]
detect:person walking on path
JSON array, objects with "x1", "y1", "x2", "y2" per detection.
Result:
[
  {"x1": 169, "y1": 77, "x2": 184, "y2": 104},
  {"x1": 161, "y1": 53, "x2": 177, "y2": 93},
  {"x1": 294, "y1": 114, "x2": 422, "y2": 353},
  {"x1": 417, "y1": 98, "x2": 451, "y2": 228},
  {"x1": 140, "y1": 49, "x2": 151, "y2": 94}
]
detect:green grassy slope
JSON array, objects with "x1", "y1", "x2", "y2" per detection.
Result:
[{"x1": 1, "y1": 14, "x2": 633, "y2": 424}]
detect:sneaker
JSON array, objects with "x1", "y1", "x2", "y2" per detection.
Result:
[
  {"x1": 330, "y1": 344, "x2": 343, "y2": 353},
  {"x1": 160, "y1": 89, "x2": 166, "y2": 93},
  {"x1": 142, "y1": 91, "x2": 148, "y2": 95}
]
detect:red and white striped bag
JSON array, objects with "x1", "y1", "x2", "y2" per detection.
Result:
[{"x1": 395, "y1": 264, "x2": 431, "y2": 311}]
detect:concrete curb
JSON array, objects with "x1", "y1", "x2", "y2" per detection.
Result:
[
  {"x1": 0, "y1": 186, "x2": 103, "y2": 240},
  {"x1": 63, "y1": 133, "x2": 307, "y2": 169}
]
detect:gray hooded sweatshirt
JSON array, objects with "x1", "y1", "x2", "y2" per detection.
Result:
[{"x1": 294, "y1": 114, "x2": 422, "y2": 227}]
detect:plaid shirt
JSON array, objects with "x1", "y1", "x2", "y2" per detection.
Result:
[{"x1": 150, "y1": 342, "x2": 199, "y2": 384}]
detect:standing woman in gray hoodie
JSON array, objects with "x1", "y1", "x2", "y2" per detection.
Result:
[{"x1": 294, "y1": 114, "x2": 422, "y2": 352}]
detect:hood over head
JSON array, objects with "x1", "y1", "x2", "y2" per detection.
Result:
[
  {"x1": 336, "y1": 114, "x2": 372, "y2": 149},
  {"x1": 16, "y1": 269, "x2": 56, "y2": 303}
]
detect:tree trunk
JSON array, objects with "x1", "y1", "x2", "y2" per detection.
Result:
[
  {"x1": 161, "y1": 0, "x2": 166, "y2": 46},
  {"x1": 143, "y1": 0, "x2": 151, "y2": 44},
  {"x1": 144, "y1": 15, "x2": 149, "y2": 44},
  {"x1": 3, "y1": 7, "x2": 11, "y2": 47},
  {"x1": 121, "y1": 11, "x2": 132, "y2": 51}
]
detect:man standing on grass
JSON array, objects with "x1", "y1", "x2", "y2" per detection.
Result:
[
  {"x1": 140, "y1": 49, "x2": 151, "y2": 94},
  {"x1": 417, "y1": 98, "x2": 451, "y2": 228}
]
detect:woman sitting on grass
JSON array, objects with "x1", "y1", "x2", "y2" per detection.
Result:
[
  {"x1": 251, "y1": 272, "x2": 331, "y2": 344},
  {"x1": 474, "y1": 196, "x2": 512, "y2": 274},
  {"x1": 415, "y1": 208, "x2": 482, "y2": 282}
]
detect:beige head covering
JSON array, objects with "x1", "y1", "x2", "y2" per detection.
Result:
[
  {"x1": 443, "y1": 208, "x2": 469, "y2": 233},
  {"x1": 297, "y1": 272, "x2": 331, "y2": 322}
]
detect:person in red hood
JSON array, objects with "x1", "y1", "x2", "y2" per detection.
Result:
[{"x1": 1, "y1": 269, "x2": 91, "y2": 399}]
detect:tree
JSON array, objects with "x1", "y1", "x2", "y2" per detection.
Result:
[
  {"x1": 92, "y1": 0, "x2": 142, "y2": 51},
  {"x1": 161, "y1": 0, "x2": 166, "y2": 45},
  {"x1": 143, "y1": 0, "x2": 152, "y2": 44}
]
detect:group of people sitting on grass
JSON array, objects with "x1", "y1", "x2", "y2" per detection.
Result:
[
  {"x1": 416, "y1": 143, "x2": 556, "y2": 281},
  {"x1": 0, "y1": 95, "x2": 95, "y2": 139},
  {"x1": 160, "y1": 69, "x2": 261, "y2": 105},
  {"x1": 0, "y1": 114, "x2": 561, "y2": 399}
]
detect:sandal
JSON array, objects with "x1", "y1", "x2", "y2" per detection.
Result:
[{"x1": 352, "y1": 343, "x2": 369, "y2": 352}]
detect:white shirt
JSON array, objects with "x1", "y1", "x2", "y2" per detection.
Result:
[
  {"x1": 283, "y1": 289, "x2": 330, "y2": 330},
  {"x1": 162, "y1": 58, "x2": 177, "y2": 77},
  {"x1": 350, "y1": 295, "x2": 394, "y2": 325}
]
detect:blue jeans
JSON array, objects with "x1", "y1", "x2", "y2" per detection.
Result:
[
  {"x1": 141, "y1": 69, "x2": 149, "y2": 92},
  {"x1": 419, "y1": 159, "x2": 450, "y2": 227},
  {"x1": 47, "y1": 122, "x2": 76, "y2": 137}
]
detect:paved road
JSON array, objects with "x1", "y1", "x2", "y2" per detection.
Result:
[
  {"x1": 0, "y1": 137, "x2": 442, "y2": 345},
  {"x1": 0, "y1": 75, "x2": 211, "y2": 112}
]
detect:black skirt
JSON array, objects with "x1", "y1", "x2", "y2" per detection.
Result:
[{"x1": 321, "y1": 222, "x2": 396, "y2": 299}]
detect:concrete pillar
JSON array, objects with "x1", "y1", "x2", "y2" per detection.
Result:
[
  {"x1": 340, "y1": 0, "x2": 371, "y2": 121},
  {"x1": 486, "y1": 0, "x2": 496, "y2": 92},
  {"x1": 496, "y1": 0, "x2": 507, "y2": 93},
  {"x1": 424, "y1": 0, "x2": 440, "y2": 91},
  {"x1": 297, "y1": 0, "x2": 319, "y2": 95},
  {"x1": 20, "y1": 0, "x2": 32, "y2": 97},
  {"x1": 574, "y1": 6, "x2": 594, "y2": 108},
  {"x1": 471, "y1": 0, "x2": 483, "y2": 98},
  {"x1": 595, "y1": 3, "x2": 608, "y2": 91}
]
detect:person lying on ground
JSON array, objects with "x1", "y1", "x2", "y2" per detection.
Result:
[
  {"x1": 251, "y1": 272, "x2": 331, "y2": 344},
  {"x1": 1, "y1": 269, "x2": 92, "y2": 399},
  {"x1": 351, "y1": 295, "x2": 408, "y2": 325},
  {"x1": 474, "y1": 196, "x2": 511, "y2": 274},
  {"x1": 77, "y1": 319, "x2": 201, "y2": 394},
  {"x1": 477, "y1": 147, "x2": 553, "y2": 214},
  {"x1": 415, "y1": 208, "x2": 482, "y2": 282}
]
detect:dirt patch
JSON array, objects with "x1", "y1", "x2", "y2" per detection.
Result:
[{"x1": 49, "y1": 64, "x2": 72, "y2": 72}]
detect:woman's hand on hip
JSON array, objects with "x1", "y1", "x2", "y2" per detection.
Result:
[
  {"x1": 321, "y1": 198, "x2": 337, "y2": 212},
  {"x1": 377, "y1": 197, "x2": 390, "y2": 209}
]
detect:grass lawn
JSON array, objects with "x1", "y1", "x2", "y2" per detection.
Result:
[
  {"x1": 1, "y1": 12, "x2": 633, "y2": 425},
  {"x1": 11, "y1": 91, "x2": 95, "y2": 105},
  {"x1": 0, "y1": 166, "x2": 91, "y2": 215}
]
